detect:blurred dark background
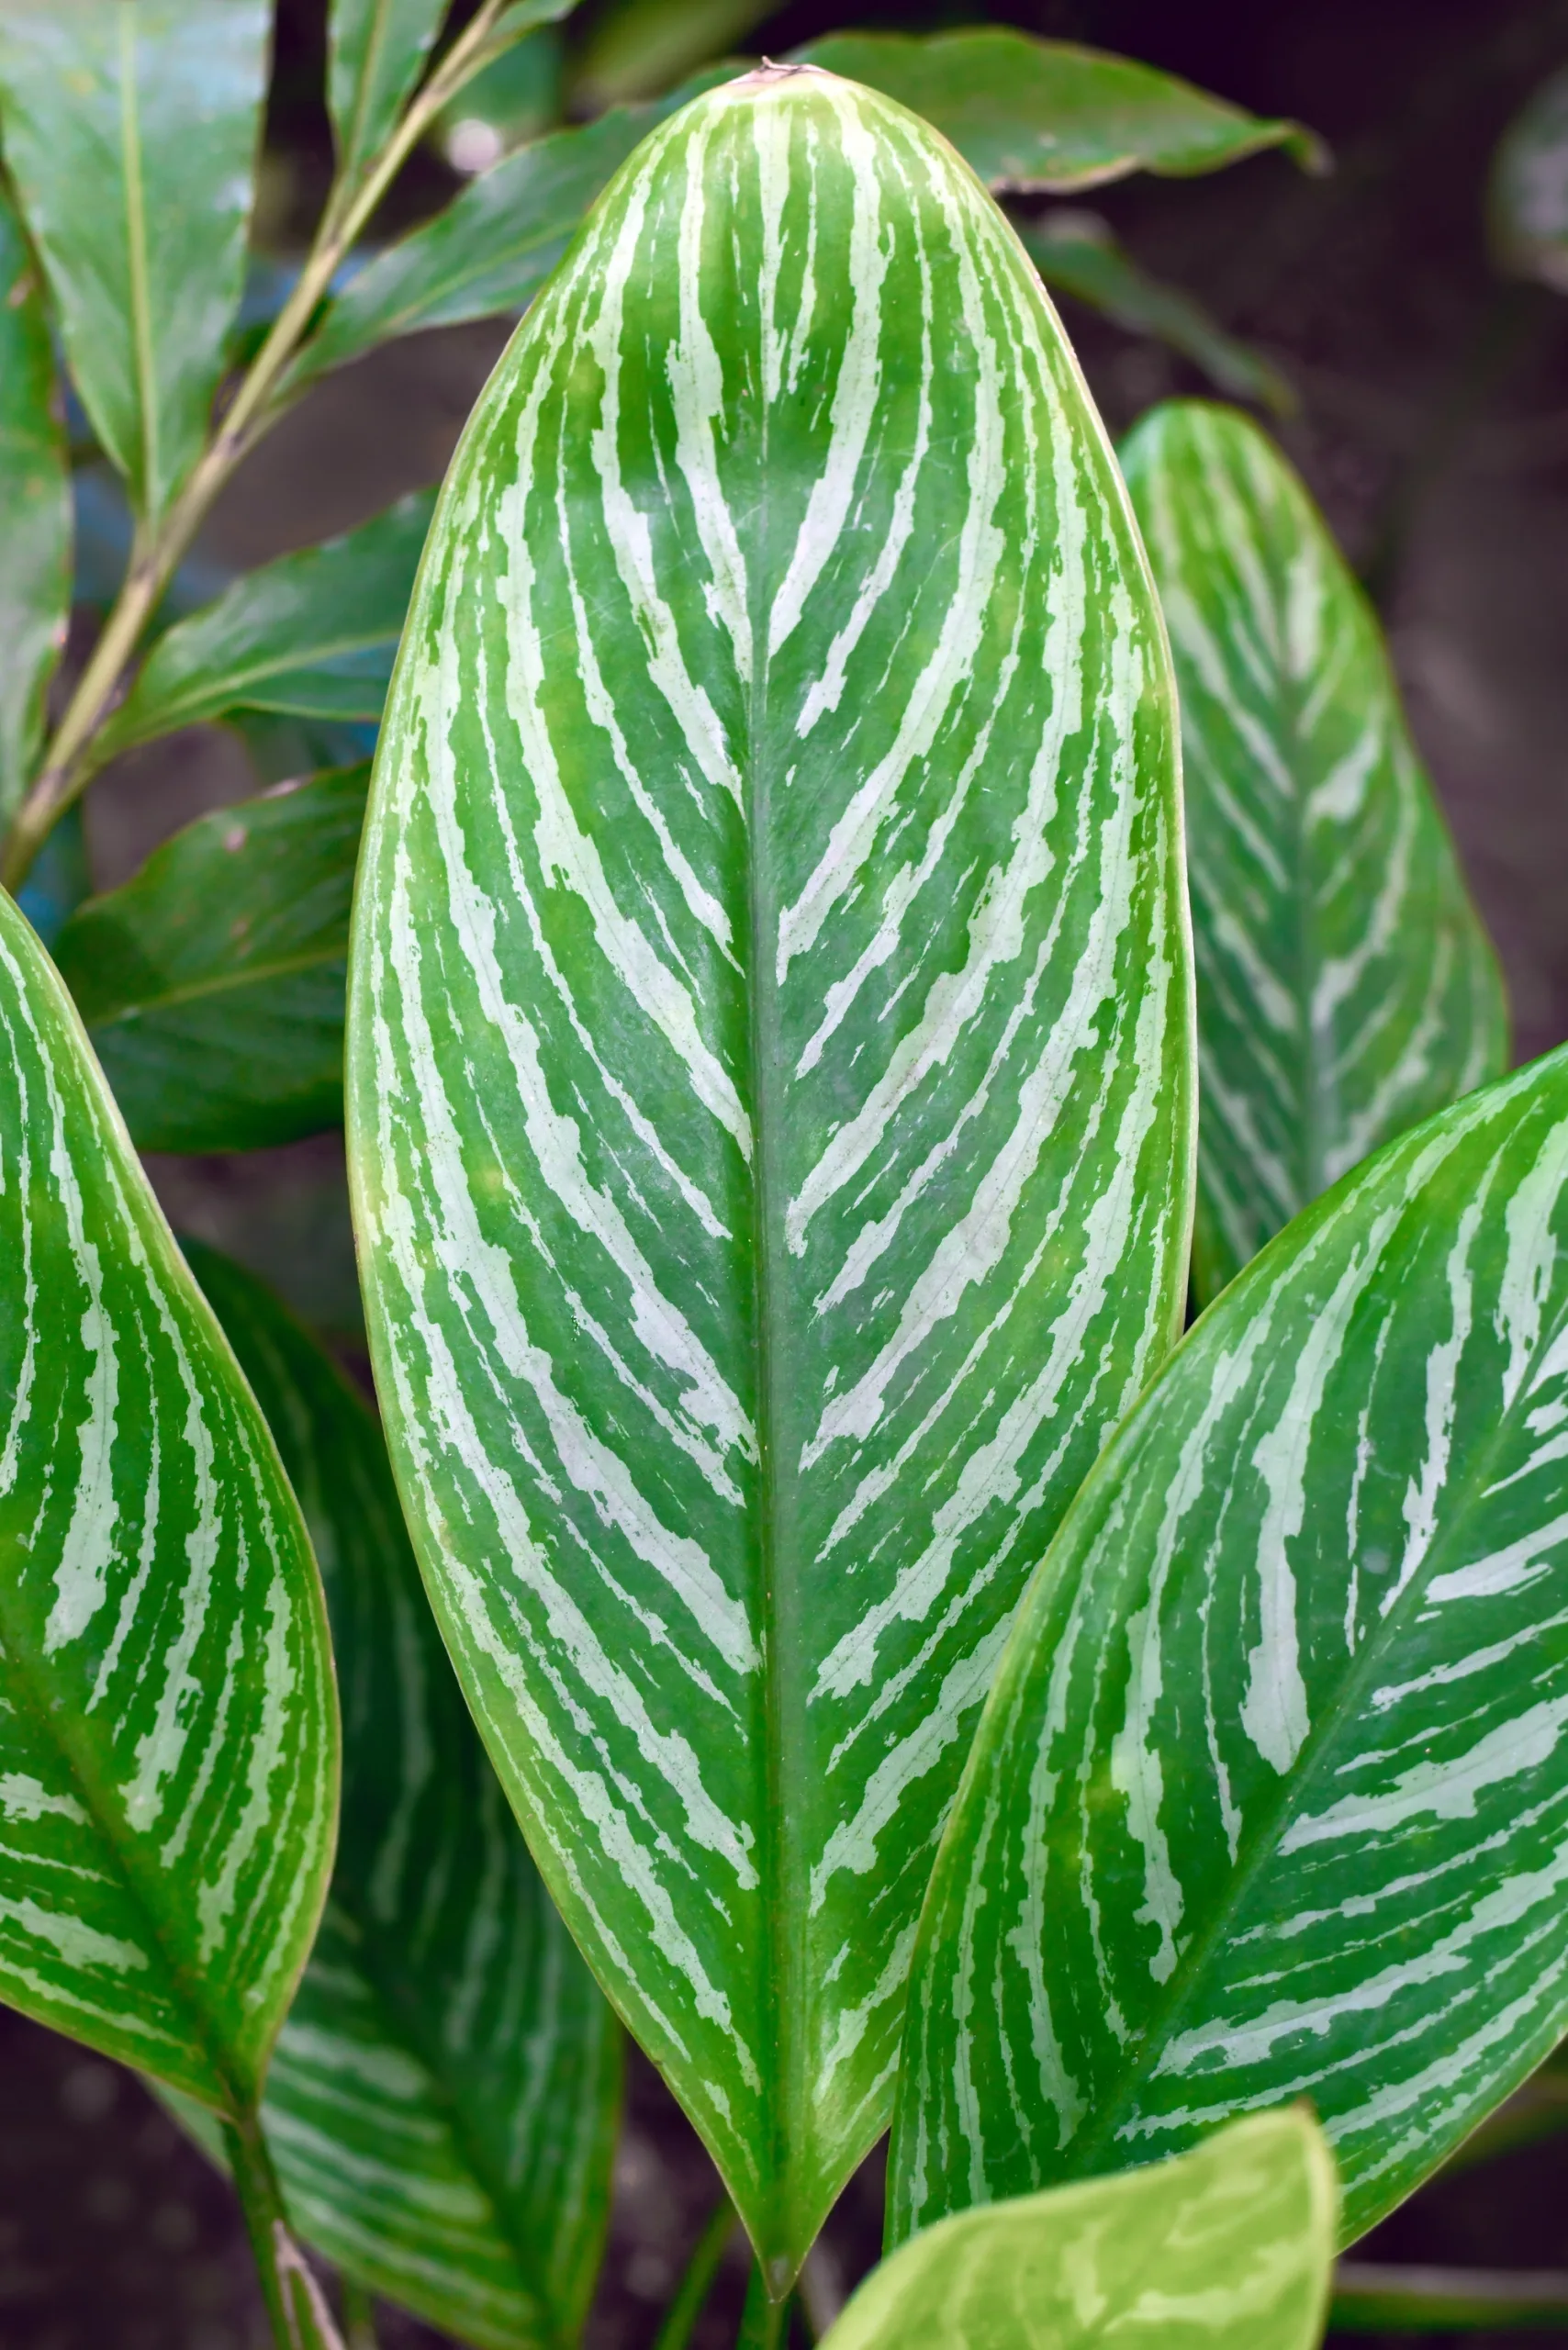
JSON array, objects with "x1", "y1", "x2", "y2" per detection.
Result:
[{"x1": 9, "y1": 0, "x2": 1568, "y2": 2342}]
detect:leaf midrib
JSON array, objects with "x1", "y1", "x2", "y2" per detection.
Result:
[
  {"x1": 118, "y1": 6, "x2": 161, "y2": 520},
  {"x1": 81, "y1": 938, "x2": 349, "y2": 1029}
]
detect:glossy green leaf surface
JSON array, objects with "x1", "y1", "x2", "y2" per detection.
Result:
[
  {"x1": 1020, "y1": 218, "x2": 1291, "y2": 413},
  {"x1": 0, "y1": 1, "x2": 270, "y2": 525},
  {"x1": 348, "y1": 63, "x2": 1192, "y2": 2281},
  {"x1": 1490, "y1": 67, "x2": 1568, "y2": 293},
  {"x1": 894, "y1": 1042, "x2": 1568, "y2": 2249},
  {"x1": 53, "y1": 767, "x2": 366, "y2": 1155},
  {"x1": 0, "y1": 887, "x2": 337, "y2": 2112},
  {"x1": 329, "y1": 0, "x2": 450, "y2": 189},
  {"x1": 792, "y1": 33, "x2": 1326, "y2": 192},
  {"x1": 0, "y1": 184, "x2": 69, "y2": 830},
  {"x1": 95, "y1": 494, "x2": 436, "y2": 767},
  {"x1": 826, "y1": 2113, "x2": 1335, "y2": 2350},
  {"x1": 1120, "y1": 401, "x2": 1506, "y2": 1303},
  {"x1": 185, "y1": 1243, "x2": 620, "y2": 2350}
]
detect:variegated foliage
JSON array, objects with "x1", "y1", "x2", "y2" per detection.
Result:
[
  {"x1": 1120, "y1": 401, "x2": 1506, "y2": 1303},
  {"x1": 892, "y1": 1041, "x2": 1568, "y2": 2249},
  {"x1": 185, "y1": 1244, "x2": 620, "y2": 2350},
  {"x1": 347, "y1": 63, "x2": 1192, "y2": 2281},
  {"x1": 0, "y1": 889, "x2": 337, "y2": 2112}
]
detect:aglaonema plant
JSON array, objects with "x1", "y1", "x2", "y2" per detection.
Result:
[{"x1": 0, "y1": 4, "x2": 1562, "y2": 2346}]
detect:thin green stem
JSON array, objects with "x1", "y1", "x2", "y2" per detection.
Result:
[
  {"x1": 341, "y1": 2277, "x2": 379, "y2": 2350},
  {"x1": 654, "y1": 2194, "x2": 740, "y2": 2350},
  {"x1": 0, "y1": 0, "x2": 520, "y2": 891},
  {"x1": 222, "y1": 2111, "x2": 344, "y2": 2350},
  {"x1": 736, "y1": 2260, "x2": 789, "y2": 2350}
]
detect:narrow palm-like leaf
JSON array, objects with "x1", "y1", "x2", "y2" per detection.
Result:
[
  {"x1": 1120, "y1": 401, "x2": 1506, "y2": 1302},
  {"x1": 94, "y1": 494, "x2": 436, "y2": 767},
  {"x1": 1333, "y1": 2265, "x2": 1568, "y2": 2331},
  {"x1": 825, "y1": 2113, "x2": 1335, "y2": 2350},
  {"x1": 893, "y1": 1043, "x2": 1568, "y2": 2249},
  {"x1": 0, "y1": 887, "x2": 337, "y2": 2111},
  {"x1": 53, "y1": 767, "x2": 366, "y2": 1155},
  {"x1": 329, "y1": 0, "x2": 451, "y2": 190},
  {"x1": 185, "y1": 1243, "x2": 620, "y2": 2350},
  {"x1": 1490, "y1": 67, "x2": 1568, "y2": 293},
  {"x1": 793, "y1": 32, "x2": 1326, "y2": 192},
  {"x1": 573, "y1": 0, "x2": 770, "y2": 107},
  {"x1": 347, "y1": 63, "x2": 1192, "y2": 2282},
  {"x1": 0, "y1": 1, "x2": 271, "y2": 525},
  {"x1": 0, "y1": 184, "x2": 70, "y2": 830}
]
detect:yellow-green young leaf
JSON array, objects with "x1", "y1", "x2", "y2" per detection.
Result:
[
  {"x1": 792, "y1": 31, "x2": 1326, "y2": 193},
  {"x1": 185, "y1": 1243, "x2": 620, "y2": 2350},
  {"x1": 0, "y1": 2, "x2": 271, "y2": 527},
  {"x1": 53, "y1": 767, "x2": 367, "y2": 1155},
  {"x1": 347, "y1": 62, "x2": 1193, "y2": 2283},
  {"x1": 0, "y1": 887, "x2": 337, "y2": 2113},
  {"x1": 0, "y1": 183, "x2": 69, "y2": 830},
  {"x1": 1490, "y1": 66, "x2": 1568, "y2": 293},
  {"x1": 1120, "y1": 401, "x2": 1506, "y2": 1304},
  {"x1": 827, "y1": 2113, "x2": 1336, "y2": 2350},
  {"x1": 892, "y1": 1043, "x2": 1568, "y2": 2250}
]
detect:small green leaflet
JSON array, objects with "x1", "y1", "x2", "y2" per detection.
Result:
[
  {"x1": 0, "y1": 183, "x2": 69, "y2": 831},
  {"x1": 53, "y1": 767, "x2": 366, "y2": 1155},
  {"x1": 0, "y1": 886, "x2": 337, "y2": 2113},
  {"x1": 328, "y1": 0, "x2": 452, "y2": 191},
  {"x1": 348, "y1": 63, "x2": 1192, "y2": 2282},
  {"x1": 892, "y1": 1042, "x2": 1568, "y2": 2249},
  {"x1": 1120, "y1": 401, "x2": 1506, "y2": 1302},
  {"x1": 0, "y1": 0, "x2": 271, "y2": 526},
  {"x1": 792, "y1": 31, "x2": 1327, "y2": 192},
  {"x1": 183, "y1": 1243, "x2": 620, "y2": 2350},
  {"x1": 1490, "y1": 66, "x2": 1568, "y2": 293},
  {"x1": 825, "y1": 2112, "x2": 1336, "y2": 2350},
  {"x1": 93, "y1": 493, "x2": 436, "y2": 767}
]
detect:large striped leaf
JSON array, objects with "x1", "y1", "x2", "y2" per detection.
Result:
[
  {"x1": 52, "y1": 767, "x2": 366, "y2": 1154},
  {"x1": 824, "y1": 2113, "x2": 1336, "y2": 2350},
  {"x1": 185, "y1": 1243, "x2": 619, "y2": 2350},
  {"x1": 0, "y1": 887, "x2": 337, "y2": 2111},
  {"x1": 1120, "y1": 401, "x2": 1506, "y2": 1303},
  {"x1": 891, "y1": 1042, "x2": 1568, "y2": 2250},
  {"x1": 0, "y1": 1, "x2": 271, "y2": 527},
  {"x1": 0, "y1": 181, "x2": 70, "y2": 831},
  {"x1": 346, "y1": 62, "x2": 1192, "y2": 2284}
]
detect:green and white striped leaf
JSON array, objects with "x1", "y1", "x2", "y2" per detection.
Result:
[
  {"x1": 0, "y1": 1, "x2": 271, "y2": 527},
  {"x1": 0, "y1": 887, "x2": 337, "y2": 2112},
  {"x1": 185, "y1": 1243, "x2": 620, "y2": 2350},
  {"x1": 1120, "y1": 401, "x2": 1506, "y2": 1303},
  {"x1": 824, "y1": 2112, "x2": 1336, "y2": 2350},
  {"x1": 93, "y1": 493, "x2": 436, "y2": 768},
  {"x1": 329, "y1": 0, "x2": 451, "y2": 192},
  {"x1": 792, "y1": 32, "x2": 1326, "y2": 193},
  {"x1": 0, "y1": 181, "x2": 70, "y2": 831},
  {"x1": 347, "y1": 62, "x2": 1192, "y2": 2282},
  {"x1": 892, "y1": 1042, "x2": 1568, "y2": 2249},
  {"x1": 52, "y1": 766, "x2": 366, "y2": 1155},
  {"x1": 1490, "y1": 66, "x2": 1568, "y2": 294}
]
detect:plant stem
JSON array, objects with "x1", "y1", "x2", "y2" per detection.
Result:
[
  {"x1": 341, "y1": 2277, "x2": 379, "y2": 2350},
  {"x1": 0, "y1": 0, "x2": 519, "y2": 892},
  {"x1": 222, "y1": 2111, "x2": 345, "y2": 2350},
  {"x1": 736, "y1": 2260, "x2": 789, "y2": 2350},
  {"x1": 653, "y1": 2193, "x2": 740, "y2": 2350}
]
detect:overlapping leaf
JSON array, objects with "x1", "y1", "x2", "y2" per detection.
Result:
[
  {"x1": 348, "y1": 63, "x2": 1192, "y2": 2280},
  {"x1": 0, "y1": 184, "x2": 69, "y2": 831},
  {"x1": 826, "y1": 2113, "x2": 1336, "y2": 2350},
  {"x1": 52, "y1": 767, "x2": 366, "y2": 1155},
  {"x1": 94, "y1": 493, "x2": 435, "y2": 766},
  {"x1": 329, "y1": 0, "x2": 451, "y2": 190},
  {"x1": 893, "y1": 1043, "x2": 1568, "y2": 2248},
  {"x1": 1120, "y1": 401, "x2": 1506, "y2": 1301},
  {"x1": 184, "y1": 1244, "x2": 620, "y2": 2350},
  {"x1": 0, "y1": 0, "x2": 271, "y2": 525},
  {"x1": 0, "y1": 887, "x2": 337, "y2": 2112},
  {"x1": 1490, "y1": 65, "x2": 1568, "y2": 293},
  {"x1": 793, "y1": 31, "x2": 1326, "y2": 192}
]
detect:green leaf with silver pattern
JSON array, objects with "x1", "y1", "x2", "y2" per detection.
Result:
[
  {"x1": 0, "y1": 885, "x2": 337, "y2": 2114},
  {"x1": 824, "y1": 2111, "x2": 1336, "y2": 2350},
  {"x1": 183, "y1": 1241, "x2": 620, "y2": 2350},
  {"x1": 1120, "y1": 400, "x2": 1506, "y2": 1304},
  {"x1": 891, "y1": 1040, "x2": 1568, "y2": 2250},
  {"x1": 0, "y1": 181, "x2": 70, "y2": 831},
  {"x1": 347, "y1": 62, "x2": 1193, "y2": 2284},
  {"x1": 0, "y1": 0, "x2": 271, "y2": 527}
]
